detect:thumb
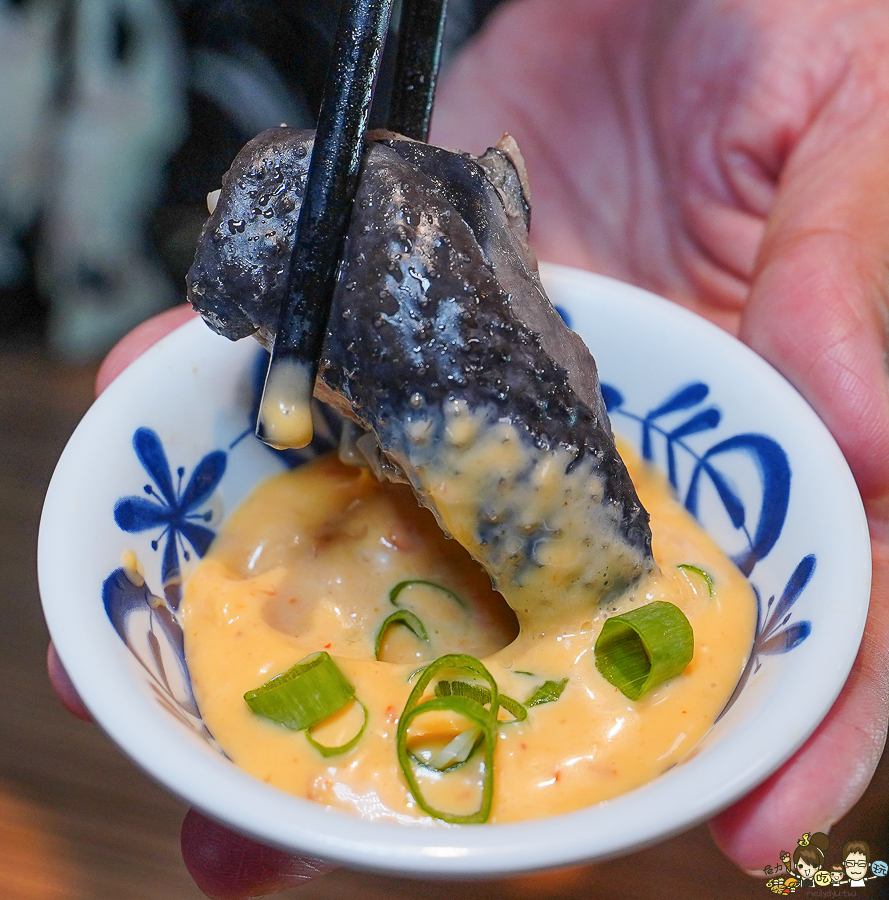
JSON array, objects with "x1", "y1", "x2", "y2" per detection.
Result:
[
  {"x1": 714, "y1": 70, "x2": 889, "y2": 869},
  {"x1": 181, "y1": 809, "x2": 335, "y2": 899},
  {"x1": 739, "y1": 81, "x2": 889, "y2": 502}
]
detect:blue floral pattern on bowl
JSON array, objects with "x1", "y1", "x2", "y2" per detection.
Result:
[
  {"x1": 601, "y1": 379, "x2": 812, "y2": 716},
  {"x1": 103, "y1": 351, "x2": 813, "y2": 728},
  {"x1": 40, "y1": 264, "x2": 871, "y2": 872},
  {"x1": 104, "y1": 427, "x2": 227, "y2": 739},
  {"x1": 113, "y1": 428, "x2": 226, "y2": 608}
]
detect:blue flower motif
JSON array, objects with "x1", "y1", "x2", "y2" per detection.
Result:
[{"x1": 114, "y1": 428, "x2": 226, "y2": 608}]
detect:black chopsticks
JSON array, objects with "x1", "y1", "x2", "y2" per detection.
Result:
[
  {"x1": 256, "y1": 0, "x2": 448, "y2": 449},
  {"x1": 256, "y1": 0, "x2": 394, "y2": 449},
  {"x1": 388, "y1": 0, "x2": 448, "y2": 142}
]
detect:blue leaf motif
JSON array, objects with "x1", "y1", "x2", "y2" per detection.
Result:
[
  {"x1": 179, "y1": 451, "x2": 227, "y2": 510},
  {"x1": 717, "y1": 556, "x2": 814, "y2": 720},
  {"x1": 114, "y1": 496, "x2": 170, "y2": 531},
  {"x1": 758, "y1": 622, "x2": 812, "y2": 656},
  {"x1": 647, "y1": 382, "x2": 710, "y2": 418},
  {"x1": 762, "y1": 555, "x2": 815, "y2": 640},
  {"x1": 668, "y1": 408, "x2": 721, "y2": 440},
  {"x1": 641, "y1": 385, "x2": 710, "y2": 461},
  {"x1": 686, "y1": 435, "x2": 790, "y2": 575},
  {"x1": 161, "y1": 535, "x2": 180, "y2": 605},
  {"x1": 102, "y1": 568, "x2": 199, "y2": 717},
  {"x1": 600, "y1": 383, "x2": 623, "y2": 412},
  {"x1": 694, "y1": 460, "x2": 746, "y2": 528},
  {"x1": 103, "y1": 567, "x2": 152, "y2": 639},
  {"x1": 178, "y1": 521, "x2": 217, "y2": 559},
  {"x1": 665, "y1": 408, "x2": 721, "y2": 486}
]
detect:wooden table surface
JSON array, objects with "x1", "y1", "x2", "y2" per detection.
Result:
[{"x1": 3, "y1": 344, "x2": 887, "y2": 900}]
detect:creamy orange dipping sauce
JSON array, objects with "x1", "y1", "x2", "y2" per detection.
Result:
[{"x1": 182, "y1": 447, "x2": 755, "y2": 823}]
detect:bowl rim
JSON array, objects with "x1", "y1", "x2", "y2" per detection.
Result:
[{"x1": 38, "y1": 262, "x2": 871, "y2": 876}]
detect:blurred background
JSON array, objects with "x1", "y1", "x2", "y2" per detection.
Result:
[
  {"x1": 2, "y1": 0, "x2": 888, "y2": 897},
  {"x1": 0, "y1": 0, "x2": 505, "y2": 359}
]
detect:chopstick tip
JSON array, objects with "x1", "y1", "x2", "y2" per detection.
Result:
[{"x1": 256, "y1": 354, "x2": 315, "y2": 450}]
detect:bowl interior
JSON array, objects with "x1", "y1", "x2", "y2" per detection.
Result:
[{"x1": 38, "y1": 263, "x2": 870, "y2": 876}]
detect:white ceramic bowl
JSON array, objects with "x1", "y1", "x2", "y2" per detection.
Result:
[{"x1": 39, "y1": 263, "x2": 870, "y2": 877}]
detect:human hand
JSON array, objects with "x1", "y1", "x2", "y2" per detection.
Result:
[
  {"x1": 49, "y1": 0, "x2": 889, "y2": 891},
  {"x1": 432, "y1": 0, "x2": 889, "y2": 871}
]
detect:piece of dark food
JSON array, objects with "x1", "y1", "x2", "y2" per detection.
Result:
[{"x1": 187, "y1": 128, "x2": 654, "y2": 623}]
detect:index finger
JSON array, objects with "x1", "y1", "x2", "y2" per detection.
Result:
[{"x1": 96, "y1": 305, "x2": 198, "y2": 397}]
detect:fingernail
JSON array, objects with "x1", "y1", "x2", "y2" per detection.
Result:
[{"x1": 744, "y1": 868, "x2": 769, "y2": 879}]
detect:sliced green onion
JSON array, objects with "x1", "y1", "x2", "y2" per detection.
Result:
[
  {"x1": 496, "y1": 693, "x2": 527, "y2": 723},
  {"x1": 244, "y1": 651, "x2": 355, "y2": 730},
  {"x1": 403, "y1": 654, "x2": 501, "y2": 718},
  {"x1": 389, "y1": 579, "x2": 466, "y2": 609},
  {"x1": 594, "y1": 601, "x2": 694, "y2": 701},
  {"x1": 306, "y1": 698, "x2": 369, "y2": 757},
  {"x1": 397, "y1": 695, "x2": 495, "y2": 824},
  {"x1": 374, "y1": 609, "x2": 429, "y2": 659},
  {"x1": 435, "y1": 680, "x2": 527, "y2": 722},
  {"x1": 397, "y1": 654, "x2": 500, "y2": 823},
  {"x1": 677, "y1": 563, "x2": 714, "y2": 597},
  {"x1": 526, "y1": 677, "x2": 569, "y2": 708},
  {"x1": 428, "y1": 726, "x2": 482, "y2": 770},
  {"x1": 434, "y1": 679, "x2": 490, "y2": 705}
]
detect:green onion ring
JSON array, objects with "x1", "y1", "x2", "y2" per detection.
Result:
[
  {"x1": 403, "y1": 654, "x2": 500, "y2": 721},
  {"x1": 408, "y1": 726, "x2": 481, "y2": 774},
  {"x1": 389, "y1": 579, "x2": 466, "y2": 609},
  {"x1": 497, "y1": 693, "x2": 528, "y2": 723},
  {"x1": 677, "y1": 564, "x2": 714, "y2": 597},
  {"x1": 434, "y1": 679, "x2": 489, "y2": 705},
  {"x1": 374, "y1": 609, "x2": 429, "y2": 659},
  {"x1": 427, "y1": 726, "x2": 483, "y2": 771},
  {"x1": 397, "y1": 654, "x2": 501, "y2": 822},
  {"x1": 594, "y1": 601, "x2": 694, "y2": 701},
  {"x1": 244, "y1": 651, "x2": 355, "y2": 730},
  {"x1": 434, "y1": 680, "x2": 527, "y2": 722},
  {"x1": 397, "y1": 695, "x2": 495, "y2": 824},
  {"x1": 306, "y1": 698, "x2": 369, "y2": 757}
]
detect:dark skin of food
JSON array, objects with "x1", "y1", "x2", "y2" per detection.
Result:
[{"x1": 187, "y1": 128, "x2": 654, "y2": 619}]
